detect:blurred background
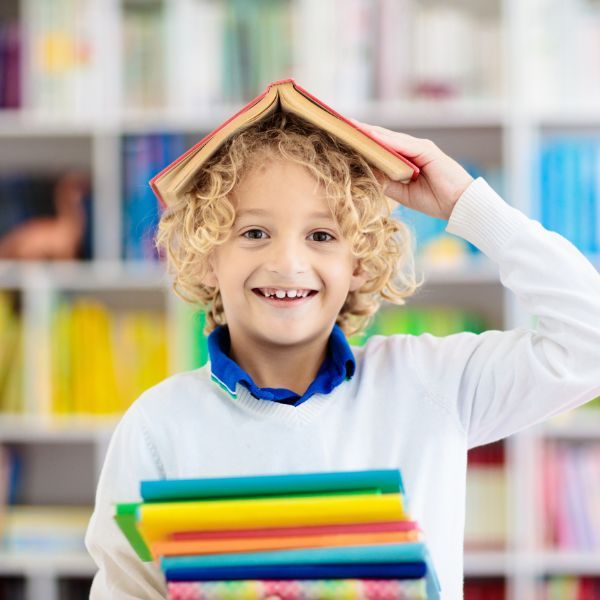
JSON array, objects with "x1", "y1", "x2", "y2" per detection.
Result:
[{"x1": 0, "y1": 0, "x2": 598, "y2": 598}]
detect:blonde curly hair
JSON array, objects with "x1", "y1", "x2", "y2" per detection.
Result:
[{"x1": 154, "y1": 111, "x2": 424, "y2": 339}]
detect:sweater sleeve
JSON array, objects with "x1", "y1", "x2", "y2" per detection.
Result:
[
  {"x1": 85, "y1": 398, "x2": 168, "y2": 599},
  {"x1": 406, "y1": 176, "x2": 600, "y2": 449}
]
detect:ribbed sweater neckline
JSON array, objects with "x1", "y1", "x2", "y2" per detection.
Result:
[{"x1": 203, "y1": 362, "x2": 349, "y2": 426}]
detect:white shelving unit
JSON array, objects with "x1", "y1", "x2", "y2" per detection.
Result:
[{"x1": 0, "y1": 0, "x2": 599, "y2": 598}]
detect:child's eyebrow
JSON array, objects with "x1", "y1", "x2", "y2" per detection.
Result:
[{"x1": 235, "y1": 208, "x2": 335, "y2": 220}]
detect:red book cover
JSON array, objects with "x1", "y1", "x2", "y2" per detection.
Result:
[
  {"x1": 149, "y1": 77, "x2": 420, "y2": 208},
  {"x1": 168, "y1": 519, "x2": 419, "y2": 541}
]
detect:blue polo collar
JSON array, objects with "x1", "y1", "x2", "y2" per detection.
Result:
[{"x1": 207, "y1": 324, "x2": 355, "y2": 407}]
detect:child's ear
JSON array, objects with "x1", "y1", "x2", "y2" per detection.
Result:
[{"x1": 349, "y1": 261, "x2": 368, "y2": 292}]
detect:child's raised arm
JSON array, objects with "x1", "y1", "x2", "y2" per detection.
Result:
[
  {"x1": 85, "y1": 399, "x2": 168, "y2": 598},
  {"x1": 351, "y1": 119, "x2": 600, "y2": 448}
]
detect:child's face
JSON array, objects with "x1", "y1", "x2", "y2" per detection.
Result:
[{"x1": 203, "y1": 158, "x2": 367, "y2": 346}]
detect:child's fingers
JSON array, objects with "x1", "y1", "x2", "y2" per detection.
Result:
[{"x1": 348, "y1": 117, "x2": 433, "y2": 160}]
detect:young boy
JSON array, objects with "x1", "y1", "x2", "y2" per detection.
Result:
[{"x1": 85, "y1": 111, "x2": 600, "y2": 599}]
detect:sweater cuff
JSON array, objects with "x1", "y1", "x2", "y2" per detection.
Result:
[{"x1": 445, "y1": 177, "x2": 531, "y2": 260}]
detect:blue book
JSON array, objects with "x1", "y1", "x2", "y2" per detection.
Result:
[
  {"x1": 562, "y1": 140, "x2": 579, "y2": 248},
  {"x1": 545, "y1": 140, "x2": 563, "y2": 238},
  {"x1": 578, "y1": 139, "x2": 597, "y2": 254},
  {"x1": 163, "y1": 562, "x2": 427, "y2": 582},
  {"x1": 595, "y1": 141, "x2": 600, "y2": 255},
  {"x1": 141, "y1": 469, "x2": 405, "y2": 502},
  {"x1": 160, "y1": 542, "x2": 427, "y2": 570}
]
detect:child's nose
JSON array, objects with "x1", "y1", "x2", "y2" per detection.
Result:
[{"x1": 265, "y1": 238, "x2": 310, "y2": 273}]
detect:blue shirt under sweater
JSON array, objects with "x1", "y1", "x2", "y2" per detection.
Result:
[{"x1": 206, "y1": 323, "x2": 356, "y2": 407}]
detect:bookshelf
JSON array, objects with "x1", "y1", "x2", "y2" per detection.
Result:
[{"x1": 0, "y1": 0, "x2": 599, "y2": 598}]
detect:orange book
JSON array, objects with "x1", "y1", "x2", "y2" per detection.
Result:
[{"x1": 151, "y1": 529, "x2": 421, "y2": 559}]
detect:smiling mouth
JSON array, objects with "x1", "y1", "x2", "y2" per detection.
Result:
[{"x1": 251, "y1": 289, "x2": 319, "y2": 305}]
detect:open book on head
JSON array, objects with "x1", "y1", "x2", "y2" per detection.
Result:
[{"x1": 149, "y1": 77, "x2": 421, "y2": 208}]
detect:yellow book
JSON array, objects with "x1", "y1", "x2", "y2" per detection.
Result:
[
  {"x1": 54, "y1": 301, "x2": 70, "y2": 414},
  {"x1": 138, "y1": 493, "x2": 405, "y2": 544}
]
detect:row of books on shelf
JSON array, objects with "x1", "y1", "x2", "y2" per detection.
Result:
[
  {"x1": 462, "y1": 577, "x2": 600, "y2": 600},
  {"x1": 537, "y1": 137, "x2": 600, "y2": 255},
  {"x1": 1, "y1": 0, "x2": 503, "y2": 116},
  {"x1": 122, "y1": 133, "x2": 186, "y2": 261},
  {"x1": 525, "y1": 0, "x2": 600, "y2": 108},
  {"x1": 2, "y1": 285, "x2": 600, "y2": 417},
  {"x1": 5, "y1": 136, "x2": 600, "y2": 267},
  {"x1": 0, "y1": 142, "x2": 577, "y2": 268},
  {"x1": 50, "y1": 296, "x2": 169, "y2": 415},
  {"x1": 0, "y1": 285, "x2": 491, "y2": 414},
  {"x1": 0, "y1": 291, "x2": 171, "y2": 414},
  {"x1": 0, "y1": 20, "x2": 19, "y2": 109},
  {"x1": 540, "y1": 576, "x2": 600, "y2": 599},
  {"x1": 465, "y1": 442, "x2": 507, "y2": 551},
  {"x1": 542, "y1": 440, "x2": 600, "y2": 552},
  {"x1": 0, "y1": 445, "x2": 91, "y2": 554}
]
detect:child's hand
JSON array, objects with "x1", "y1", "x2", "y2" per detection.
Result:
[{"x1": 348, "y1": 117, "x2": 474, "y2": 221}]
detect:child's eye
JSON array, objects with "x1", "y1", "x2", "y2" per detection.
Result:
[
  {"x1": 310, "y1": 231, "x2": 335, "y2": 242},
  {"x1": 242, "y1": 229, "x2": 267, "y2": 240},
  {"x1": 241, "y1": 229, "x2": 335, "y2": 242}
]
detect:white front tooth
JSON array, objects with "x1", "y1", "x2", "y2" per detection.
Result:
[
  {"x1": 275, "y1": 290, "x2": 287, "y2": 299},
  {"x1": 287, "y1": 290, "x2": 297, "y2": 298}
]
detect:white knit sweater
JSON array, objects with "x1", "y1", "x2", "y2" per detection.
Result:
[{"x1": 85, "y1": 177, "x2": 600, "y2": 599}]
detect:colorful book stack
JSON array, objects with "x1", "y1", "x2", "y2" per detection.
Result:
[{"x1": 113, "y1": 469, "x2": 441, "y2": 599}]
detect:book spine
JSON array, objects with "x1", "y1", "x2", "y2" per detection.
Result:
[
  {"x1": 141, "y1": 469, "x2": 403, "y2": 502},
  {"x1": 160, "y1": 541, "x2": 426, "y2": 569},
  {"x1": 163, "y1": 562, "x2": 427, "y2": 583}
]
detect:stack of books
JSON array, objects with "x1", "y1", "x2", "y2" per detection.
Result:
[{"x1": 114, "y1": 469, "x2": 441, "y2": 599}]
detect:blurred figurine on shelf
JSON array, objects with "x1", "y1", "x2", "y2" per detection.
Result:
[{"x1": 0, "y1": 172, "x2": 89, "y2": 260}]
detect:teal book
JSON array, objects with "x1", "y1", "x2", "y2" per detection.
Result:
[
  {"x1": 160, "y1": 541, "x2": 427, "y2": 570},
  {"x1": 140, "y1": 469, "x2": 405, "y2": 503}
]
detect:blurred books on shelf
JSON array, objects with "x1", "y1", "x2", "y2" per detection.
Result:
[
  {"x1": 536, "y1": 136, "x2": 600, "y2": 256},
  {"x1": 1, "y1": 0, "x2": 505, "y2": 118},
  {"x1": 0, "y1": 18, "x2": 20, "y2": 109},
  {"x1": 348, "y1": 304, "x2": 487, "y2": 347},
  {"x1": 393, "y1": 164, "x2": 504, "y2": 268},
  {"x1": 0, "y1": 505, "x2": 91, "y2": 555},
  {"x1": 541, "y1": 440, "x2": 600, "y2": 552},
  {"x1": 0, "y1": 291, "x2": 23, "y2": 413},
  {"x1": 50, "y1": 295, "x2": 168, "y2": 415},
  {"x1": 538, "y1": 576, "x2": 600, "y2": 599},
  {"x1": 464, "y1": 442, "x2": 507, "y2": 552},
  {"x1": 122, "y1": 133, "x2": 186, "y2": 260},
  {"x1": 524, "y1": 0, "x2": 600, "y2": 110},
  {"x1": 122, "y1": 0, "x2": 167, "y2": 111},
  {"x1": 464, "y1": 577, "x2": 505, "y2": 600},
  {"x1": 410, "y1": 3, "x2": 502, "y2": 101},
  {"x1": 21, "y1": 0, "x2": 97, "y2": 117},
  {"x1": 114, "y1": 469, "x2": 441, "y2": 600},
  {"x1": 1, "y1": 444, "x2": 91, "y2": 557}
]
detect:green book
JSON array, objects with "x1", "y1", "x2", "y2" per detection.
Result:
[{"x1": 113, "y1": 502, "x2": 152, "y2": 562}]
